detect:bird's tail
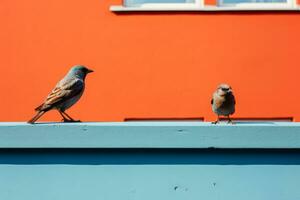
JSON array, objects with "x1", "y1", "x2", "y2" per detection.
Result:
[
  {"x1": 27, "y1": 111, "x2": 45, "y2": 124},
  {"x1": 35, "y1": 104, "x2": 44, "y2": 111}
]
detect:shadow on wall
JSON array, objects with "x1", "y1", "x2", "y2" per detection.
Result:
[
  {"x1": 112, "y1": 10, "x2": 300, "y2": 16},
  {"x1": 124, "y1": 117, "x2": 293, "y2": 122},
  {"x1": 0, "y1": 148, "x2": 299, "y2": 165}
]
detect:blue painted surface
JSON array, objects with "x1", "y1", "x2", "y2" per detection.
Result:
[
  {"x1": 1, "y1": 165, "x2": 299, "y2": 200},
  {"x1": 0, "y1": 122, "x2": 300, "y2": 148},
  {"x1": 0, "y1": 122, "x2": 300, "y2": 200},
  {"x1": 125, "y1": 0, "x2": 195, "y2": 6},
  {"x1": 222, "y1": 0, "x2": 286, "y2": 4}
]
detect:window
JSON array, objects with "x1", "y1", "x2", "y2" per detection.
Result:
[
  {"x1": 126, "y1": 0, "x2": 195, "y2": 5},
  {"x1": 219, "y1": 0, "x2": 294, "y2": 8},
  {"x1": 124, "y1": 0, "x2": 203, "y2": 8},
  {"x1": 110, "y1": 0, "x2": 299, "y2": 11}
]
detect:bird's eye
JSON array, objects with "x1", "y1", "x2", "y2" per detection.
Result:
[{"x1": 222, "y1": 88, "x2": 229, "y2": 92}]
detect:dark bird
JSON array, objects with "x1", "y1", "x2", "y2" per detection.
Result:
[
  {"x1": 28, "y1": 65, "x2": 93, "y2": 124},
  {"x1": 211, "y1": 83, "x2": 236, "y2": 124}
]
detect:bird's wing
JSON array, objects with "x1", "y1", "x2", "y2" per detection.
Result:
[
  {"x1": 37, "y1": 78, "x2": 84, "y2": 111},
  {"x1": 212, "y1": 92, "x2": 225, "y2": 109},
  {"x1": 233, "y1": 95, "x2": 236, "y2": 105}
]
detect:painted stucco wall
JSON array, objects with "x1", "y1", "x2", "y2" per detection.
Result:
[{"x1": 1, "y1": 0, "x2": 300, "y2": 122}]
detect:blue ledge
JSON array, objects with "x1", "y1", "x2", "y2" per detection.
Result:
[
  {"x1": 0, "y1": 122, "x2": 300, "y2": 148},
  {"x1": 0, "y1": 122, "x2": 300, "y2": 200}
]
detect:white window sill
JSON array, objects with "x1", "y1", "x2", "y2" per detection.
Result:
[{"x1": 110, "y1": 5, "x2": 300, "y2": 11}]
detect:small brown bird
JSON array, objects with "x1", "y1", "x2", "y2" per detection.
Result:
[
  {"x1": 28, "y1": 65, "x2": 93, "y2": 124},
  {"x1": 211, "y1": 83, "x2": 236, "y2": 124}
]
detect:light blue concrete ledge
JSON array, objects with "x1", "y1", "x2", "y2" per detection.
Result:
[
  {"x1": 1, "y1": 122, "x2": 300, "y2": 200},
  {"x1": 0, "y1": 122, "x2": 300, "y2": 148}
]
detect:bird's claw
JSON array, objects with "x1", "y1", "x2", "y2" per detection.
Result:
[
  {"x1": 61, "y1": 119, "x2": 81, "y2": 123},
  {"x1": 227, "y1": 120, "x2": 234, "y2": 124},
  {"x1": 212, "y1": 121, "x2": 219, "y2": 124}
]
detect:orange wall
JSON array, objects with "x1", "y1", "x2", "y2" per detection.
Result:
[{"x1": 1, "y1": 0, "x2": 300, "y2": 122}]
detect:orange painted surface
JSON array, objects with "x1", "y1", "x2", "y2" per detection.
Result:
[
  {"x1": 1, "y1": 0, "x2": 300, "y2": 122},
  {"x1": 205, "y1": 0, "x2": 217, "y2": 5}
]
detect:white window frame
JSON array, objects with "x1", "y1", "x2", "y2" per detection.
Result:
[
  {"x1": 124, "y1": 0, "x2": 204, "y2": 8},
  {"x1": 110, "y1": 0, "x2": 299, "y2": 11},
  {"x1": 218, "y1": 0, "x2": 295, "y2": 8}
]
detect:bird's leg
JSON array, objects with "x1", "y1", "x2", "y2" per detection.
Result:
[
  {"x1": 58, "y1": 111, "x2": 72, "y2": 122},
  {"x1": 212, "y1": 115, "x2": 220, "y2": 124},
  {"x1": 227, "y1": 116, "x2": 234, "y2": 124},
  {"x1": 62, "y1": 111, "x2": 81, "y2": 122}
]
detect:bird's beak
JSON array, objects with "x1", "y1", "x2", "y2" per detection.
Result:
[{"x1": 87, "y1": 69, "x2": 94, "y2": 73}]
